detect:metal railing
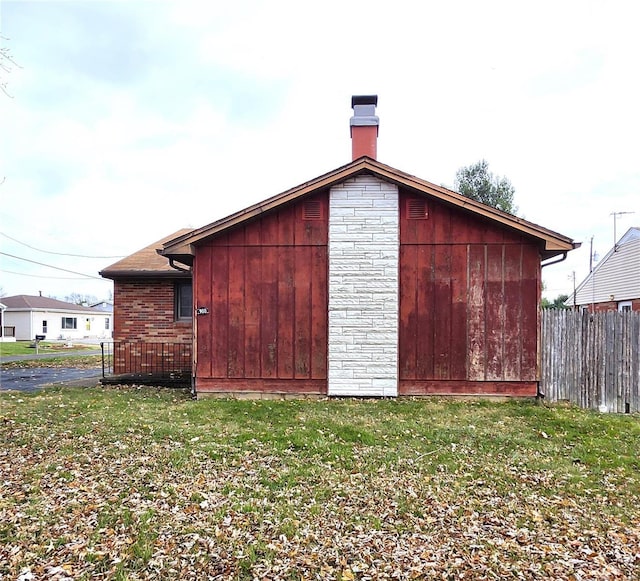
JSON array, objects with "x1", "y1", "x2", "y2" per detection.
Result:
[{"x1": 101, "y1": 341, "x2": 192, "y2": 385}]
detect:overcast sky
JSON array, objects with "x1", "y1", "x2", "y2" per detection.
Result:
[{"x1": 1, "y1": 0, "x2": 638, "y2": 302}]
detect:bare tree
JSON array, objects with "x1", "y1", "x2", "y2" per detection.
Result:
[
  {"x1": 65, "y1": 292, "x2": 99, "y2": 306},
  {"x1": 1, "y1": 35, "x2": 19, "y2": 97}
]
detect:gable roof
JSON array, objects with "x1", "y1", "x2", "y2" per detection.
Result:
[
  {"x1": 89, "y1": 301, "x2": 114, "y2": 312},
  {"x1": 2, "y1": 295, "x2": 104, "y2": 313},
  {"x1": 161, "y1": 157, "x2": 577, "y2": 266},
  {"x1": 100, "y1": 229, "x2": 194, "y2": 279},
  {"x1": 569, "y1": 227, "x2": 640, "y2": 306}
]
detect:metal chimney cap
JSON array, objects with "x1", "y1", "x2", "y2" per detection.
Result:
[
  {"x1": 351, "y1": 95, "x2": 378, "y2": 108},
  {"x1": 350, "y1": 94, "x2": 379, "y2": 128}
]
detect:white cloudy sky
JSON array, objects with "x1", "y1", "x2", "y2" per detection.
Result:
[{"x1": 1, "y1": 0, "x2": 638, "y2": 302}]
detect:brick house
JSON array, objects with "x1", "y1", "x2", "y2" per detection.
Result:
[
  {"x1": 103, "y1": 96, "x2": 578, "y2": 397},
  {"x1": 100, "y1": 229, "x2": 194, "y2": 377}
]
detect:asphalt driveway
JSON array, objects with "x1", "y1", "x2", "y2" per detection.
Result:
[
  {"x1": 0, "y1": 367, "x2": 102, "y2": 393},
  {"x1": 0, "y1": 348, "x2": 103, "y2": 393}
]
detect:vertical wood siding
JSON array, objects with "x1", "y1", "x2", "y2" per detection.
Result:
[
  {"x1": 193, "y1": 192, "x2": 328, "y2": 394},
  {"x1": 399, "y1": 191, "x2": 540, "y2": 396}
]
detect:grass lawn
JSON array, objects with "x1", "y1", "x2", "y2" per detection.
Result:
[
  {"x1": 1, "y1": 355, "x2": 102, "y2": 369},
  {"x1": 0, "y1": 340, "x2": 102, "y2": 369},
  {"x1": 1, "y1": 387, "x2": 638, "y2": 580},
  {"x1": 0, "y1": 341, "x2": 100, "y2": 357}
]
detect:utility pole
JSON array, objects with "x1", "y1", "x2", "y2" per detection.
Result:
[{"x1": 610, "y1": 211, "x2": 635, "y2": 252}]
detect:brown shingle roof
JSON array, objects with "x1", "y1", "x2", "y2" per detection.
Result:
[
  {"x1": 100, "y1": 229, "x2": 193, "y2": 279},
  {"x1": 2, "y1": 295, "x2": 102, "y2": 313}
]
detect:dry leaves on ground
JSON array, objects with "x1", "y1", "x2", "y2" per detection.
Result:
[{"x1": 1, "y1": 388, "x2": 639, "y2": 580}]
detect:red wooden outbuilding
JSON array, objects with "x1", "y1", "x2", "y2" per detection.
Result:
[
  {"x1": 155, "y1": 96, "x2": 578, "y2": 398},
  {"x1": 105, "y1": 96, "x2": 578, "y2": 398}
]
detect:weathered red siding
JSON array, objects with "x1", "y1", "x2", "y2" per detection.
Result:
[
  {"x1": 399, "y1": 190, "x2": 541, "y2": 396},
  {"x1": 193, "y1": 192, "x2": 329, "y2": 395}
]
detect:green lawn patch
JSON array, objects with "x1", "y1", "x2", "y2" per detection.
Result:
[
  {"x1": 0, "y1": 341, "x2": 99, "y2": 357},
  {"x1": 1, "y1": 387, "x2": 638, "y2": 579},
  {"x1": 1, "y1": 355, "x2": 102, "y2": 369}
]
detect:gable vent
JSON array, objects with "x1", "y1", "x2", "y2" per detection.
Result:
[
  {"x1": 303, "y1": 200, "x2": 323, "y2": 220},
  {"x1": 407, "y1": 199, "x2": 428, "y2": 220}
]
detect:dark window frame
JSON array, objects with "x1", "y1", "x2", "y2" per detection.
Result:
[
  {"x1": 61, "y1": 317, "x2": 77, "y2": 330},
  {"x1": 175, "y1": 281, "x2": 193, "y2": 321}
]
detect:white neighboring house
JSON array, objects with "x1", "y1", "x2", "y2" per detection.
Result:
[
  {"x1": 566, "y1": 227, "x2": 640, "y2": 312},
  {"x1": 0, "y1": 301, "x2": 15, "y2": 342},
  {"x1": 2, "y1": 295, "x2": 113, "y2": 341}
]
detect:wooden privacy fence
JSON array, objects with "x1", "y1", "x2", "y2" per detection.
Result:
[{"x1": 540, "y1": 310, "x2": 640, "y2": 413}]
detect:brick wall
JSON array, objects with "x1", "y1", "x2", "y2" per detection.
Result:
[
  {"x1": 585, "y1": 299, "x2": 640, "y2": 313},
  {"x1": 327, "y1": 175, "x2": 399, "y2": 396},
  {"x1": 113, "y1": 278, "x2": 192, "y2": 343}
]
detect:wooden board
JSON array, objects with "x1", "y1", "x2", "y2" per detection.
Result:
[
  {"x1": 195, "y1": 192, "x2": 328, "y2": 393},
  {"x1": 399, "y1": 190, "x2": 541, "y2": 393}
]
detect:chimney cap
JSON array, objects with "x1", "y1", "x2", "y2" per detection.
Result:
[
  {"x1": 350, "y1": 94, "x2": 379, "y2": 129},
  {"x1": 351, "y1": 95, "x2": 378, "y2": 107}
]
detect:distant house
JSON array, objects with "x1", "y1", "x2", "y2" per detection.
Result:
[
  {"x1": 1, "y1": 295, "x2": 113, "y2": 341},
  {"x1": 567, "y1": 227, "x2": 640, "y2": 312},
  {"x1": 102, "y1": 96, "x2": 578, "y2": 398},
  {"x1": 90, "y1": 300, "x2": 114, "y2": 313}
]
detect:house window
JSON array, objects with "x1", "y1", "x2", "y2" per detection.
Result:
[
  {"x1": 105, "y1": 318, "x2": 110, "y2": 330},
  {"x1": 176, "y1": 281, "x2": 193, "y2": 320},
  {"x1": 42, "y1": 320, "x2": 48, "y2": 333},
  {"x1": 61, "y1": 317, "x2": 77, "y2": 330},
  {"x1": 618, "y1": 301, "x2": 632, "y2": 312}
]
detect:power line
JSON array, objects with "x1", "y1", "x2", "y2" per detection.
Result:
[
  {"x1": 0, "y1": 251, "x2": 104, "y2": 280},
  {"x1": 0, "y1": 268, "x2": 109, "y2": 281},
  {"x1": 0, "y1": 231, "x2": 125, "y2": 259}
]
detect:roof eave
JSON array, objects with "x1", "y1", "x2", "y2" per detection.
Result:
[
  {"x1": 161, "y1": 157, "x2": 577, "y2": 256},
  {"x1": 99, "y1": 270, "x2": 192, "y2": 280}
]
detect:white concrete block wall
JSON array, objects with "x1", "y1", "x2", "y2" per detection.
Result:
[{"x1": 328, "y1": 175, "x2": 399, "y2": 396}]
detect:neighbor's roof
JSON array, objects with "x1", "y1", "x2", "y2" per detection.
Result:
[
  {"x1": 100, "y1": 229, "x2": 194, "y2": 279},
  {"x1": 2, "y1": 295, "x2": 104, "y2": 313},
  {"x1": 161, "y1": 157, "x2": 578, "y2": 265},
  {"x1": 568, "y1": 227, "x2": 640, "y2": 306}
]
